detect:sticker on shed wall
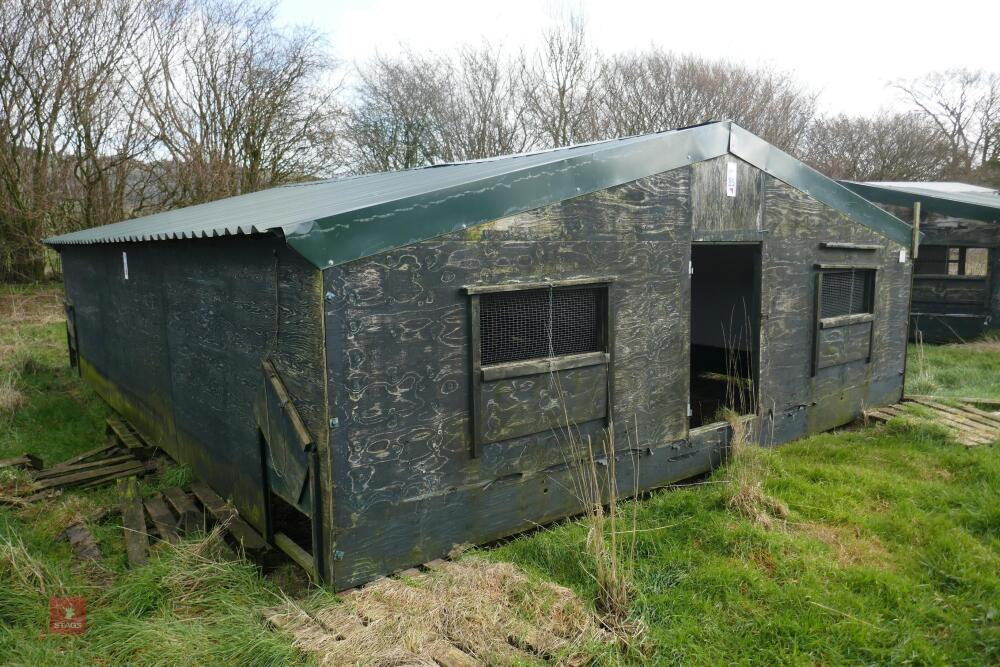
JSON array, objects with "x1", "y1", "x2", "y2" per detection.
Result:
[
  {"x1": 122, "y1": 251, "x2": 129, "y2": 280},
  {"x1": 726, "y1": 161, "x2": 737, "y2": 197}
]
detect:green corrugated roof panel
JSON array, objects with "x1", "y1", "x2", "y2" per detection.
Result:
[
  {"x1": 840, "y1": 180, "x2": 1000, "y2": 223},
  {"x1": 46, "y1": 122, "x2": 913, "y2": 268}
]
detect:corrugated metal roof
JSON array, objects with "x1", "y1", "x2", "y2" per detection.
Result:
[
  {"x1": 840, "y1": 180, "x2": 1000, "y2": 223},
  {"x1": 44, "y1": 131, "x2": 667, "y2": 245},
  {"x1": 47, "y1": 122, "x2": 913, "y2": 268}
]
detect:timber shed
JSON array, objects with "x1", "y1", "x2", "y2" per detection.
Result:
[
  {"x1": 47, "y1": 122, "x2": 915, "y2": 589},
  {"x1": 842, "y1": 181, "x2": 1000, "y2": 342}
]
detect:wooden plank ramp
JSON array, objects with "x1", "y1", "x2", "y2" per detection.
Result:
[
  {"x1": 163, "y1": 487, "x2": 203, "y2": 534},
  {"x1": 866, "y1": 398, "x2": 1000, "y2": 448},
  {"x1": 144, "y1": 493, "x2": 181, "y2": 545},
  {"x1": 190, "y1": 481, "x2": 269, "y2": 552},
  {"x1": 8, "y1": 414, "x2": 162, "y2": 505}
]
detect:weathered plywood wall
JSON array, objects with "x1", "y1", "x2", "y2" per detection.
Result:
[
  {"x1": 691, "y1": 157, "x2": 763, "y2": 241},
  {"x1": 758, "y1": 177, "x2": 910, "y2": 441},
  {"x1": 877, "y1": 207, "x2": 1000, "y2": 340},
  {"x1": 60, "y1": 236, "x2": 327, "y2": 531},
  {"x1": 323, "y1": 170, "x2": 703, "y2": 587},
  {"x1": 321, "y1": 159, "x2": 913, "y2": 588}
]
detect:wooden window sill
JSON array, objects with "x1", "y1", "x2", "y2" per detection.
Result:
[
  {"x1": 481, "y1": 351, "x2": 609, "y2": 382},
  {"x1": 819, "y1": 313, "x2": 874, "y2": 329}
]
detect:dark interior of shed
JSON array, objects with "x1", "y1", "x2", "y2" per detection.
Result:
[{"x1": 689, "y1": 244, "x2": 760, "y2": 428}]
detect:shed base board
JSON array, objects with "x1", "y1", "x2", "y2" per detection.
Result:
[{"x1": 330, "y1": 424, "x2": 736, "y2": 590}]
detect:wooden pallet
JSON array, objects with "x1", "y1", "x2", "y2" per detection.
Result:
[
  {"x1": 9, "y1": 416, "x2": 160, "y2": 503},
  {"x1": 117, "y1": 480, "x2": 269, "y2": 568},
  {"x1": 866, "y1": 397, "x2": 1000, "y2": 448}
]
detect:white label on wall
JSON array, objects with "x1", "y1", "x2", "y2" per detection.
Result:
[
  {"x1": 726, "y1": 161, "x2": 737, "y2": 197},
  {"x1": 122, "y1": 251, "x2": 129, "y2": 280},
  {"x1": 899, "y1": 249, "x2": 907, "y2": 263}
]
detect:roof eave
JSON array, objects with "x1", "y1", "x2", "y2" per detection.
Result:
[
  {"x1": 729, "y1": 126, "x2": 913, "y2": 247},
  {"x1": 839, "y1": 181, "x2": 1000, "y2": 224},
  {"x1": 288, "y1": 122, "x2": 733, "y2": 268}
]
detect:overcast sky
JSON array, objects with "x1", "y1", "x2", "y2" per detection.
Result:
[{"x1": 275, "y1": 0, "x2": 999, "y2": 117}]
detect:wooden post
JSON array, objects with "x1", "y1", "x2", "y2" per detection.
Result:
[
  {"x1": 912, "y1": 201, "x2": 921, "y2": 259},
  {"x1": 118, "y1": 477, "x2": 149, "y2": 567}
]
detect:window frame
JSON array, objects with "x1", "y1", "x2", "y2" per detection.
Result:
[
  {"x1": 813, "y1": 264, "x2": 878, "y2": 374},
  {"x1": 465, "y1": 276, "x2": 615, "y2": 456},
  {"x1": 914, "y1": 244, "x2": 990, "y2": 278},
  {"x1": 817, "y1": 266, "x2": 876, "y2": 322}
]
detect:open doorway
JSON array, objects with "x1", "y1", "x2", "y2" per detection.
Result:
[{"x1": 689, "y1": 244, "x2": 761, "y2": 428}]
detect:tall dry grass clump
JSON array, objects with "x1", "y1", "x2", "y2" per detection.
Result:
[
  {"x1": 561, "y1": 422, "x2": 638, "y2": 624},
  {"x1": 0, "y1": 530, "x2": 64, "y2": 598},
  {"x1": 908, "y1": 330, "x2": 941, "y2": 394},
  {"x1": 0, "y1": 368, "x2": 25, "y2": 419},
  {"x1": 554, "y1": 398, "x2": 646, "y2": 648},
  {"x1": 720, "y1": 305, "x2": 788, "y2": 528},
  {"x1": 723, "y1": 409, "x2": 788, "y2": 529}
]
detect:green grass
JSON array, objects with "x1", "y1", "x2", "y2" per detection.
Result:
[
  {"x1": 1, "y1": 283, "x2": 998, "y2": 665},
  {"x1": 491, "y1": 421, "x2": 999, "y2": 664},
  {"x1": 906, "y1": 337, "x2": 1000, "y2": 400},
  {"x1": 1, "y1": 284, "x2": 308, "y2": 665}
]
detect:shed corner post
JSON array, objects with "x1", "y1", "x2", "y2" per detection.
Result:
[{"x1": 912, "y1": 201, "x2": 921, "y2": 260}]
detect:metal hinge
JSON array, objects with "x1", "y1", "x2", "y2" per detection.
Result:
[
  {"x1": 687, "y1": 402, "x2": 693, "y2": 417},
  {"x1": 689, "y1": 260, "x2": 694, "y2": 276}
]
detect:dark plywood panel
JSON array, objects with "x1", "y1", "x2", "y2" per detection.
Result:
[
  {"x1": 60, "y1": 236, "x2": 326, "y2": 533},
  {"x1": 479, "y1": 365, "x2": 608, "y2": 444},
  {"x1": 918, "y1": 216, "x2": 1000, "y2": 247},
  {"x1": 816, "y1": 322, "x2": 872, "y2": 370},
  {"x1": 912, "y1": 277, "x2": 989, "y2": 306},
  {"x1": 758, "y1": 176, "x2": 910, "y2": 440},
  {"x1": 324, "y1": 170, "x2": 693, "y2": 586},
  {"x1": 691, "y1": 156, "x2": 763, "y2": 237},
  {"x1": 875, "y1": 207, "x2": 1000, "y2": 340}
]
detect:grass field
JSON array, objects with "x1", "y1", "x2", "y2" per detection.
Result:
[
  {"x1": 907, "y1": 336, "x2": 1000, "y2": 400},
  {"x1": 1, "y1": 283, "x2": 998, "y2": 665}
]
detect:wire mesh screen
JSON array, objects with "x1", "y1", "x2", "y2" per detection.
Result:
[
  {"x1": 480, "y1": 289, "x2": 550, "y2": 365},
  {"x1": 479, "y1": 286, "x2": 604, "y2": 366},
  {"x1": 550, "y1": 288, "x2": 601, "y2": 357},
  {"x1": 821, "y1": 269, "x2": 873, "y2": 318}
]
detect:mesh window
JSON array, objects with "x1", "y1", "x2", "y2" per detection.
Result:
[
  {"x1": 550, "y1": 288, "x2": 601, "y2": 357},
  {"x1": 820, "y1": 269, "x2": 873, "y2": 318},
  {"x1": 965, "y1": 247, "x2": 989, "y2": 276},
  {"x1": 479, "y1": 286, "x2": 604, "y2": 365}
]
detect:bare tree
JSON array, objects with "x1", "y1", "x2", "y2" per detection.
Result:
[
  {"x1": 0, "y1": 0, "x2": 99, "y2": 280},
  {"x1": 595, "y1": 50, "x2": 817, "y2": 153},
  {"x1": 441, "y1": 45, "x2": 531, "y2": 160},
  {"x1": 343, "y1": 51, "x2": 454, "y2": 173},
  {"x1": 896, "y1": 69, "x2": 1000, "y2": 179},
  {"x1": 803, "y1": 111, "x2": 951, "y2": 181},
  {"x1": 143, "y1": 0, "x2": 340, "y2": 206},
  {"x1": 64, "y1": 0, "x2": 166, "y2": 233},
  {"x1": 520, "y1": 13, "x2": 600, "y2": 148},
  {"x1": 344, "y1": 45, "x2": 529, "y2": 172},
  {"x1": 0, "y1": 0, "x2": 339, "y2": 282}
]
